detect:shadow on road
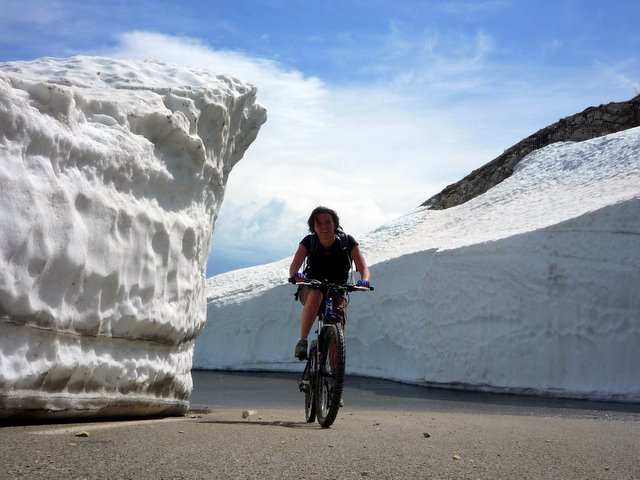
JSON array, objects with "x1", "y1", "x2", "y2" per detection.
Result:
[{"x1": 197, "y1": 418, "x2": 314, "y2": 430}]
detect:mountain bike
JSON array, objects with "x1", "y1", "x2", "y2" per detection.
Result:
[{"x1": 290, "y1": 278, "x2": 374, "y2": 428}]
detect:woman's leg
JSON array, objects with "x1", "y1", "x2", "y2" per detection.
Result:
[
  {"x1": 295, "y1": 287, "x2": 324, "y2": 360},
  {"x1": 300, "y1": 288, "x2": 323, "y2": 339}
]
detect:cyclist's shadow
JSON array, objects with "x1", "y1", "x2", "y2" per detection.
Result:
[{"x1": 197, "y1": 418, "x2": 317, "y2": 430}]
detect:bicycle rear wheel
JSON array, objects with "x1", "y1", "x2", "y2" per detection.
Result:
[
  {"x1": 304, "y1": 343, "x2": 317, "y2": 423},
  {"x1": 316, "y1": 323, "x2": 346, "y2": 428}
]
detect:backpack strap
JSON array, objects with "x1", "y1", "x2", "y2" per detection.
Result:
[
  {"x1": 336, "y1": 227, "x2": 353, "y2": 269},
  {"x1": 302, "y1": 234, "x2": 318, "y2": 276}
]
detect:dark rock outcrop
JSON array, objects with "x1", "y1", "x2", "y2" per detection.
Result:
[{"x1": 421, "y1": 94, "x2": 640, "y2": 210}]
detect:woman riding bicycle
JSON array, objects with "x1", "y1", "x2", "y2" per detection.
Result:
[{"x1": 289, "y1": 206, "x2": 371, "y2": 360}]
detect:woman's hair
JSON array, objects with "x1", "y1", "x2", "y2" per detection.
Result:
[{"x1": 307, "y1": 206, "x2": 340, "y2": 233}]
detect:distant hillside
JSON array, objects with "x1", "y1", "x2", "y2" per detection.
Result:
[{"x1": 421, "y1": 94, "x2": 640, "y2": 209}]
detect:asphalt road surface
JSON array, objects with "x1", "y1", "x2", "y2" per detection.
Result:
[{"x1": 2, "y1": 370, "x2": 639, "y2": 479}]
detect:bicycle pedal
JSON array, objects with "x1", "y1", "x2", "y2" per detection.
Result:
[{"x1": 298, "y1": 380, "x2": 309, "y2": 393}]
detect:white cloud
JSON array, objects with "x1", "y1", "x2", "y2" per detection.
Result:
[
  {"x1": 101, "y1": 30, "x2": 638, "y2": 275},
  {"x1": 104, "y1": 31, "x2": 462, "y2": 271}
]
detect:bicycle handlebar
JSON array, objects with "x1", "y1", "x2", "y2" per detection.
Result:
[{"x1": 288, "y1": 277, "x2": 374, "y2": 292}]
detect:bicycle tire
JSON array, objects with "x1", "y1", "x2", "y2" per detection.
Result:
[
  {"x1": 305, "y1": 344, "x2": 317, "y2": 423},
  {"x1": 316, "y1": 323, "x2": 346, "y2": 428}
]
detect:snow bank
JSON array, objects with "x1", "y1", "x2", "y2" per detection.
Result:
[
  {"x1": 0, "y1": 57, "x2": 266, "y2": 418},
  {"x1": 196, "y1": 128, "x2": 640, "y2": 402}
]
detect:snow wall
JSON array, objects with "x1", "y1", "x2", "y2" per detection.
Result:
[
  {"x1": 0, "y1": 57, "x2": 266, "y2": 419},
  {"x1": 195, "y1": 130, "x2": 640, "y2": 403}
]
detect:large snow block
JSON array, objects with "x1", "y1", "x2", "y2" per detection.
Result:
[
  {"x1": 0, "y1": 57, "x2": 266, "y2": 419},
  {"x1": 349, "y1": 200, "x2": 640, "y2": 401}
]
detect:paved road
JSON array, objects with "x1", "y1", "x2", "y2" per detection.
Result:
[{"x1": 1, "y1": 371, "x2": 639, "y2": 479}]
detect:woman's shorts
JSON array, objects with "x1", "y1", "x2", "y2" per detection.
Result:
[{"x1": 297, "y1": 285, "x2": 348, "y2": 325}]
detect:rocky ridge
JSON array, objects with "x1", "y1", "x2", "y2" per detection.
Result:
[{"x1": 421, "y1": 94, "x2": 640, "y2": 209}]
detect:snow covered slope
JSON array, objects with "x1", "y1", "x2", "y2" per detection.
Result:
[
  {"x1": 0, "y1": 57, "x2": 266, "y2": 418},
  {"x1": 196, "y1": 127, "x2": 640, "y2": 402}
]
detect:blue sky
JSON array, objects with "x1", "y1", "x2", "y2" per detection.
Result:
[{"x1": 2, "y1": 0, "x2": 639, "y2": 275}]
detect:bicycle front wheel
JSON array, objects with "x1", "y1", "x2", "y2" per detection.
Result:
[{"x1": 316, "y1": 324, "x2": 346, "y2": 428}]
